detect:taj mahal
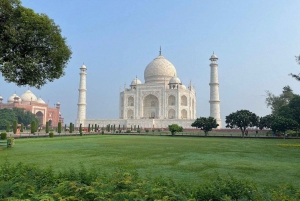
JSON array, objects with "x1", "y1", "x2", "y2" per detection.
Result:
[{"x1": 75, "y1": 49, "x2": 221, "y2": 129}]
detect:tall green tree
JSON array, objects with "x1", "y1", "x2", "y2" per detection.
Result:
[
  {"x1": 0, "y1": 0, "x2": 72, "y2": 88},
  {"x1": 94, "y1": 124, "x2": 97, "y2": 132},
  {"x1": 278, "y1": 95, "x2": 300, "y2": 126},
  {"x1": 30, "y1": 120, "x2": 35, "y2": 134},
  {"x1": 265, "y1": 86, "x2": 294, "y2": 116},
  {"x1": 11, "y1": 107, "x2": 39, "y2": 126},
  {"x1": 45, "y1": 121, "x2": 49, "y2": 133},
  {"x1": 225, "y1": 110, "x2": 259, "y2": 137},
  {"x1": 0, "y1": 108, "x2": 16, "y2": 129},
  {"x1": 20, "y1": 123, "x2": 24, "y2": 132},
  {"x1": 79, "y1": 123, "x2": 82, "y2": 134},
  {"x1": 13, "y1": 120, "x2": 17, "y2": 134},
  {"x1": 289, "y1": 55, "x2": 300, "y2": 81},
  {"x1": 57, "y1": 122, "x2": 61, "y2": 133},
  {"x1": 191, "y1": 117, "x2": 219, "y2": 136},
  {"x1": 69, "y1": 122, "x2": 73, "y2": 133},
  {"x1": 6, "y1": 122, "x2": 10, "y2": 132}
]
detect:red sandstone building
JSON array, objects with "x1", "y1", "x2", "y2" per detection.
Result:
[{"x1": 0, "y1": 90, "x2": 63, "y2": 126}]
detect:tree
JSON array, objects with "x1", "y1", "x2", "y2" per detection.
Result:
[
  {"x1": 6, "y1": 122, "x2": 10, "y2": 132},
  {"x1": 64, "y1": 124, "x2": 66, "y2": 132},
  {"x1": 79, "y1": 123, "x2": 82, "y2": 135},
  {"x1": 168, "y1": 124, "x2": 181, "y2": 136},
  {"x1": 261, "y1": 115, "x2": 298, "y2": 137},
  {"x1": 278, "y1": 95, "x2": 300, "y2": 126},
  {"x1": 30, "y1": 120, "x2": 35, "y2": 134},
  {"x1": 94, "y1": 124, "x2": 97, "y2": 132},
  {"x1": 289, "y1": 55, "x2": 300, "y2": 81},
  {"x1": 0, "y1": 108, "x2": 16, "y2": 129},
  {"x1": 13, "y1": 120, "x2": 17, "y2": 134},
  {"x1": 69, "y1": 122, "x2": 72, "y2": 133},
  {"x1": 20, "y1": 123, "x2": 24, "y2": 132},
  {"x1": 225, "y1": 110, "x2": 259, "y2": 137},
  {"x1": 45, "y1": 121, "x2": 49, "y2": 133},
  {"x1": 259, "y1": 114, "x2": 275, "y2": 131},
  {"x1": 0, "y1": 0, "x2": 72, "y2": 88},
  {"x1": 57, "y1": 122, "x2": 61, "y2": 133},
  {"x1": 88, "y1": 124, "x2": 90, "y2": 132},
  {"x1": 11, "y1": 107, "x2": 39, "y2": 126},
  {"x1": 265, "y1": 86, "x2": 294, "y2": 116},
  {"x1": 191, "y1": 117, "x2": 219, "y2": 136}
]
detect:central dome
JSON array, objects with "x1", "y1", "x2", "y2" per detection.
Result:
[{"x1": 144, "y1": 55, "x2": 177, "y2": 84}]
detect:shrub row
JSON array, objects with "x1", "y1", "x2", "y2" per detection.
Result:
[{"x1": 0, "y1": 162, "x2": 299, "y2": 200}]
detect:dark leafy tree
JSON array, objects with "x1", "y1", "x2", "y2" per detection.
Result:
[
  {"x1": 168, "y1": 124, "x2": 181, "y2": 136},
  {"x1": 271, "y1": 117, "x2": 298, "y2": 138},
  {"x1": 88, "y1": 124, "x2": 90, "y2": 132},
  {"x1": 6, "y1": 122, "x2": 10, "y2": 132},
  {"x1": 11, "y1": 107, "x2": 39, "y2": 126},
  {"x1": 64, "y1": 124, "x2": 66, "y2": 132},
  {"x1": 69, "y1": 122, "x2": 72, "y2": 133},
  {"x1": 225, "y1": 110, "x2": 259, "y2": 137},
  {"x1": 191, "y1": 117, "x2": 219, "y2": 136},
  {"x1": 57, "y1": 122, "x2": 61, "y2": 133},
  {"x1": 0, "y1": 108, "x2": 16, "y2": 129},
  {"x1": 45, "y1": 122, "x2": 49, "y2": 133},
  {"x1": 20, "y1": 123, "x2": 24, "y2": 132},
  {"x1": 30, "y1": 120, "x2": 35, "y2": 134},
  {"x1": 259, "y1": 114, "x2": 275, "y2": 131},
  {"x1": 0, "y1": 0, "x2": 72, "y2": 88},
  {"x1": 265, "y1": 86, "x2": 294, "y2": 116},
  {"x1": 13, "y1": 120, "x2": 17, "y2": 134},
  {"x1": 289, "y1": 55, "x2": 300, "y2": 81},
  {"x1": 79, "y1": 123, "x2": 82, "y2": 134},
  {"x1": 94, "y1": 124, "x2": 97, "y2": 132}
]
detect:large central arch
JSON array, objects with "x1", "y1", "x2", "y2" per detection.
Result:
[
  {"x1": 143, "y1": 94, "x2": 159, "y2": 119},
  {"x1": 36, "y1": 111, "x2": 44, "y2": 125}
]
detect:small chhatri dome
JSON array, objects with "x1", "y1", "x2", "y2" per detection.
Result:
[
  {"x1": 169, "y1": 74, "x2": 181, "y2": 84},
  {"x1": 80, "y1": 64, "x2": 87, "y2": 69},
  {"x1": 37, "y1": 98, "x2": 46, "y2": 104},
  {"x1": 144, "y1": 50, "x2": 177, "y2": 84},
  {"x1": 210, "y1": 52, "x2": 218, "y2": 60},
  {"x1": 8, "y1": 93, "x2": 18, "y2": 103},
  {"x1": 131, "y1": 77, "x2": 142, "y2": 86},
  {"x1": 21, "y1": 90, "x2": 37, "y2": 102}
]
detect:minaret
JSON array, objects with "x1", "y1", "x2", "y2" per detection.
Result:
[
  {"x1": 209, "y1": 53, "x2": 221, "y2": 128},
  {"x1": 76, "y1": 64, "x2": 87, "y2": 127}
]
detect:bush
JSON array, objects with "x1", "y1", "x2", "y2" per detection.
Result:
[
  {"x1": 145, "y1": 129, "x2": 149, "y2": 133},
  {"x1": 7, "y1": 137, "x2": 14, "y2": 147},
  {"x1": 126, "y1": 130, "x2": 131, "y2": 133},
  {"x1": 0, "y1": 162, "x2": 298, "y2": 200},
  {"x1": 0, "y1": 132, "x2": 7, "y2": 139},
  {"x1": 49, "y1": 132, "x2": 54, "y2": 138},
  {"x1": 101, "y1": 130, "x2": 104, "y2": 135},
  {"x1": 137, "y1": 129, "x2": 141, "y2": 133},
  {"x1": 79, "y1": 132, "x2": 83, "y2": 136}
]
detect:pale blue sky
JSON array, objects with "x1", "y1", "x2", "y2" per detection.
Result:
[{"x1": 1, "y1": 0, "x2": 300, "y2": 126}]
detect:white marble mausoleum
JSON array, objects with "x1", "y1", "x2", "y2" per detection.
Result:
[{"x1": 76, "y1": 49, "x2": 221, "y2": 129}]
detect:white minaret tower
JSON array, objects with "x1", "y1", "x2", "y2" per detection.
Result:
[
  {"x1": 76, "y1": 64, "x2": 87, "y2": 127},
  {"x1": 209, "y1": 53, "x2": 221, "y2": 128}
]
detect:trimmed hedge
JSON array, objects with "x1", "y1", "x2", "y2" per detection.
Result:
[
  {"x1": 49, "y1": 132, "x2": 54, "y2": 138},
  {"x1": 0, "y1": 132, "x2": 7, "y2": 139}
]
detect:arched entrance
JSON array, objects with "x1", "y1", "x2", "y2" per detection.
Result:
[
  {"x1": 36, "y1": 111, "x2": 44, "y2": 125},
  {"x1": 143, "y1": 94, "x2": 159, "y2": 119},
  {"x1": 168, "y1": 109, "x2": 175, "y2": 119}
]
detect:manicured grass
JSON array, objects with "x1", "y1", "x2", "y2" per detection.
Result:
[{"x1": 0, "y1": 135, "x2": 299, "y2": 188}]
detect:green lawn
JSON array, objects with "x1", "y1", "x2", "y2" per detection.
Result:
[{"x1": 0, "y1": 135, "x2": 299, "y2": 188}]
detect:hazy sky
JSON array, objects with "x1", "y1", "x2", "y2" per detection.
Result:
[{"x1": 1, "y1": 0, "x2": 300, "y2": 126}]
